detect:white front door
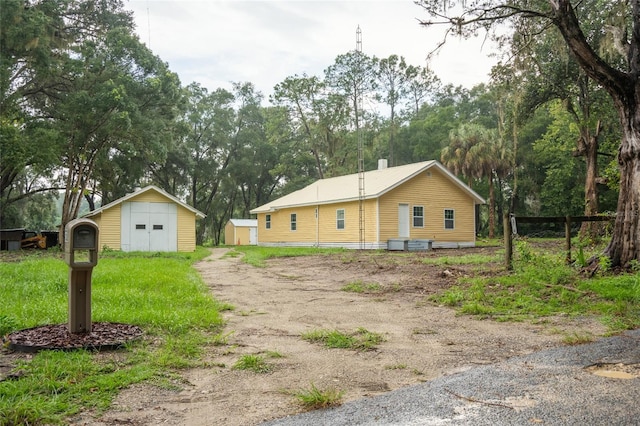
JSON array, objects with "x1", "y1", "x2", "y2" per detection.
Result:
[
  {"x1": 398, "y1": 204, "x2": 410, "y2": 238},
  {"x1": 249, "y1": 227, "x2": 257, "y2": 245}
]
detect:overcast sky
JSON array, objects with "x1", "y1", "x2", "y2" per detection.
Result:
[{"x1": 123, "y1": 0, "x2": 499, "y2": 99}]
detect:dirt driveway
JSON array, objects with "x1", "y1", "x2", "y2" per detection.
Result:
[{"x1": 90, "y1": 247, "x2": 606, "y2": 425}]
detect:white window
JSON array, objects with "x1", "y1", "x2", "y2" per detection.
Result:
[
  {"x1": 265, "y1": 214, "x2": 271, "y2": 229},
  {"x1": 290, "y1": 213, "x2": 297, "y2": 231},
  {"x1": 336, "y1": 209, "x2": 345, "y2": 230},
  {"x1": 413, "y1": 206, "x2": 424, "y2": 227},
  {"x1": 444, "y1": 209, "x2": 455, "y2": 230}
]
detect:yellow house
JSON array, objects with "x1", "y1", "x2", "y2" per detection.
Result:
[
  {"x1": 250, "y1": 160, "x2": 485, "y2": 249},
  {"x1": 224, "y1": 219, "x2": 258, "y2": 245},
  {"x1": 84, "y1": 185, "x2": 205, "y2": 252}
]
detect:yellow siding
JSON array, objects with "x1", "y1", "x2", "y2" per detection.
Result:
[
  {"x1": 224, "y1": 222, "x2": 234, "y2": 245},
  {"x1": 258, "y1": 205, "x2": 317, "y2": 243},
  {"x1": 316, "y1": 200, "x2": 377, "y2": 243},
  {"x1": 96, "y1": 204, "x2": 122, "y2": 251},
  {"x1": 256, "y1": 199, "x2": 378, "y2": 246},
  {"x1": 254, "y1": 166, "x2": 477, "y2": 248},
  {"x1": 224, "y1": 223, "x2": 252, "y2": 245},
  {"x1": 127, "y1": 191, "x2": 169, "y2": 203},
  {"x1": 237, "y1": 227, "x2": 252, "y2": 245},
  {"x1": 177, "y1": 207, "x2": 196, "y2": 252},
  {"x1": 379, "y1": 168, "x2": 475, "y2": 243}
]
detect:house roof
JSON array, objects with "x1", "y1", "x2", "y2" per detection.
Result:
[
  {"x1": 250, "y1": 160, "x2": 485, "y2": 214},
  {"x1": 84, "y1": 185, "x2": 206, "y2": 219},
  {"x1": 228, "y1": 219, "x2": 257, "y2": 227}
]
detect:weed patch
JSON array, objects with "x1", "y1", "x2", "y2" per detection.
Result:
[
  {"x1": 232, "y1": 354, "x2": 272, "y2": 373},
  {"x1": 341, "y1": 280, "x2": 383, "y2": 293},
  {"x1": 301, "y1": 328, "x2": 385, "y2": 351},
  {"x1": 289, "y1": 383, "x2": 344, "y2": 410},
  {"x1": 428, "y1": 240, "x2": 640, "y2": 333}
]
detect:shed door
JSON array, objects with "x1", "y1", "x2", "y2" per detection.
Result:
[
  {"x1": 124, "y1": 202, "x2": 177, "y2": 252},
  {"x1": 398, "y1": 204, "x2": 410, "y2": 238},
  {"x1": 249, "y1": 227, "x2": 257, "y2": 245}
]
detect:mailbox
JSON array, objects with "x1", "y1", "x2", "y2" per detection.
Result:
[
  {"x1": 64, "y1": 218, "x2": 99, "y2": 333},
  {"x1": 64, "y1": 218, "x2": 99, "y2": 268}
]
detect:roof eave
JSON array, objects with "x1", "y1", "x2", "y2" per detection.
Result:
[{"x1": 251, "y1": 195, "x2": 383, "y2": 213}]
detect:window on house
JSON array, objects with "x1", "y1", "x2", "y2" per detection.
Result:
[
  {"x1": 336, "y1": 209, "x2": 345, "y2": 230},
  {"x1": 444, "y1": 209, "x2": 455, "y2": 229},
  {"x1": 153, "y1": 225, "x2": 163, "y2": 230},
  {"x1": 290, "y1": 213, "x2": 297, "y2": 231},
  {"x1": 413, "y1": 206, "x2": 424, "y2": 227},
  {"x1": 265, "y1": 214, "x2": 271, "y2": 229},
  {"x1": 135, "y1": 224, "x2": 146, "y2": 230}
]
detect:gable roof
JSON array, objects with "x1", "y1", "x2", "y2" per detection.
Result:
[
  {"x1": 84, "y1": 185, "x2": 206, "y2": 219},
  {"x1": 229, "y1": 219, "x2": 257, "y2": 227},
  {"x1": 250, "y1": 160, "x2": 485, "y2": 214}
]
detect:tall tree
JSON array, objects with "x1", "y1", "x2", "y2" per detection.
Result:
[
  {"x1": 1, "y1": 0, "x2": 181, "y2": 242},
  {"x1": 376, "y1": 55, "x2": 410, "y2": 165},
  {"x1": 170, "y1": 83, "x2": 234, "y2": 243},
  {"x1": 325, "y1": 51, "x2": 377, "y2": 132},
  {"x1": 416, "y1": 0, "x2": 640, "y2": 267},
  {"x1": 468, "y1": 129, "x2": 513, "y2": 238},
  {"x1": 272, "y1": 74, "x2": 349, "y2": 178},
  {"x1": 52, "y1": 19, "x2": 180, "y2": 243},
  {"x1": 195, "y1": 82, "x2": 265, "y2": 244},
  {"x1": 271, "y1": 74, "x2": 329, "y2": 178},
  {"x1": 404, "y1": 65, "x2": 440, "y2": 117},
  {"x1": 441, "y1": 123, "x2": 489, "y2": 187},
  {"x1": 512, "y1": 19, "x2": 618, "y2": 236},
  {"x1": 0, "y1": 0, "x2": 68, "y2": 222}
]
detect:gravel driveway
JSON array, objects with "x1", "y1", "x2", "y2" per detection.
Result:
[{"x1": 263, "y1": 329, "x2": 640, "y2": 425}]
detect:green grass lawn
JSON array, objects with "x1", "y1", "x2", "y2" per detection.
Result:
[
  {"x1": 230, "y1": 245, "x2": 345, "y2": 267},
  {"x1": 0, "y1": 247, "x2": 226, "y2": 425}
]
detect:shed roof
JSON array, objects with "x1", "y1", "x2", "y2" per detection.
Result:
[
  {"x1": 250, "y1": 160, "x2": 485, "y2": 214},
  {"x1": 228, "y1": 219, "x2": 258, "y2": 227},
  {"x1": 84, "y1": 185, "x2": 206, "y2": 219}
]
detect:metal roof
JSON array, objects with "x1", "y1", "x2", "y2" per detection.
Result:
[
  {"x1": 250, "y1": 160, "x2": 485, "y2": 214},
  {"x1": 228, "y1": 219, "x2": 257, "y2": 227},
  {"x1": 84, "y1": 185, "x2": 206, "y2": 219}
]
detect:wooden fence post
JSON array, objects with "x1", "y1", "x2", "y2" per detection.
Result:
[{"x1": 504, "y1": 213, "x2": 513, "y2": 271}]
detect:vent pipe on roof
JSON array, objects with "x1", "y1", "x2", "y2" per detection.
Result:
[{"x1": 378, "y1": 159, "x2": 388, "y2": 170}]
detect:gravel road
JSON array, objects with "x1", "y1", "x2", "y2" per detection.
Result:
[{"x1": 263, "y1": 329, "x2": 640, "y2": 425}]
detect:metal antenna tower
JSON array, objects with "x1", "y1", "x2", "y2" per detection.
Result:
[
  {"x1": 146, "y1": 0, "x2": 152, "y2": 47},
  {"x1": 356, "y1": 25, "x2": 365, "y2": 250}
]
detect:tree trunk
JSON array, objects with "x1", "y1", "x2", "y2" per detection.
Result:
[
  {"x1": 389, "y1": 107, "x2": 395, "y2": 166},
  {"x1": 603, "y1": 106, "x2": 640, "y2": 268},
  {"x1": 488, "y1": 173, "x2": 496, "y2": 239},
  {"x1": 550, "y1": 0, "x2": 640, "y2": 267},
  {"x1": 578, "y1": 123, "x2": 601, "y2": 238}
]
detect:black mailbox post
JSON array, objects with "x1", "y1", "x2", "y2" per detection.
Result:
[{"x1": 64, "y1": 218, "x2": 99, "y2": 333}]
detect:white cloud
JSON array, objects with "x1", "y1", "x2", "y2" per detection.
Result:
[{"x1": 124, "y1": 0, "x2": 499, "y2": 97}]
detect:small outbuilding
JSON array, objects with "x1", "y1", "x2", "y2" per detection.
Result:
[
  {"x1": 84, "y1": 185, "x2": 205, "y2": 252},
  {"x1": 224, "y1": 219, "x2": 258, "y2": 246}
]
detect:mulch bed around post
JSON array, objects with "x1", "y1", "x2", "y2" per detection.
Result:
[{"x1": 6, "y1": 323, "x2": 143, "y2": 352}]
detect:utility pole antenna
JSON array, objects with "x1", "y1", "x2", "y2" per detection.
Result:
[
  {"x1": 356, "y1": 25, "x2": 365, "y2": 250},
  {"x1": 146, "y1": 0, "x2": 152, "y2": 47}
]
